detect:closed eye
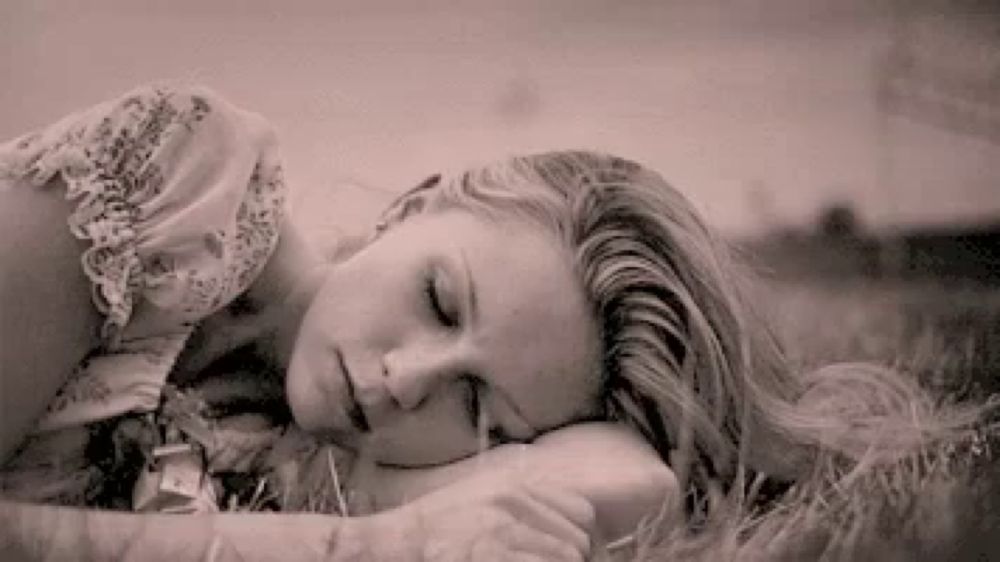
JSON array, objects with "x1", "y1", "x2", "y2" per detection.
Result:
[
  {"x1": 424, "y1": 270, "x2": 457, "y2": 328},
  {"x1": 460, "y1": 375, "x2": 481, "y2": 426},
  {"x1": 462, "y1": 376, "x2": 510, "y2": 447}
]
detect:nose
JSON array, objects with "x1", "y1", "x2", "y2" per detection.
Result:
[{"x1": 382, "y1": 340, "x2": 469, "y2": 411}]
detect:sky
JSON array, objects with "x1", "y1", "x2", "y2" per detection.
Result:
[{"x1": 2, "y1": 0, "x2": 998, "y2": 238}]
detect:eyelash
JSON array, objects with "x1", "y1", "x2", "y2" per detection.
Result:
[
  {"x1": 463, "y1": 376, "x2": 482, "y2": 428},
  {"x1": 424, "y1": 272, "x2": 457, "y2": 328},
  {"x1": 463, "y1": 377, "x2": 507, "y2": 444}
]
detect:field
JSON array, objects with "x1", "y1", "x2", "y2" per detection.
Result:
[
  {"x1": 760, "y1": 276, "x2": 1000, "y2": 402},
  {"x1": 616, "y1": 263, "x2": 1000, "y2": 561},
  {"x1": 739, "y1": 230, "x2": 1000, "y2": 401}
]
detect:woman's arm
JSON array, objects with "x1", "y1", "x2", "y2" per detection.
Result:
[
  {"x1": 0, "y1": 499, "x2": 360, "y2": 562},
  {"x1": 0, "y1": 177, "x2": 101, "y2": 463},
  {"x1": 358, "y1": 422, "x2": 679, "y2": 543},
  {"x1": 1, "y1": 471, "x2": 595, "y2": 562}
]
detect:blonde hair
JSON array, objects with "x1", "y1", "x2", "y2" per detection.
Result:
[{"x1": 376, "y1": 150, "x2": 985, "y2": 501}]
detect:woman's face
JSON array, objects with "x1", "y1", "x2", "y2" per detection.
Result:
[{"x1": 286, "y1": 209, "x2": 602, "y2": 467}]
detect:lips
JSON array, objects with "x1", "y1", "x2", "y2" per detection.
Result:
[{"x1": 335, "y1": 348, "x2": 371, "y2": 433}]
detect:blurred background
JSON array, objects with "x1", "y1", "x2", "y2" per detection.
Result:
[{"x1": 2, "y1": 0, "x2": 998, "y2": 282}]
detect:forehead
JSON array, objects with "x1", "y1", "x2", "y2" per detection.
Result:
[{"x1": 410, "y1": 210, "x2": 603, "y2": 430}]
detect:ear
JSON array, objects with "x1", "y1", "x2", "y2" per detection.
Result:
[{"x1": 375, "y1": 174, "x2": 442, "y2": 235}]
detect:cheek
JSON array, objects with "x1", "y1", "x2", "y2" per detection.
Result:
[
  {"x1": 331, "y1": 263, "x2": 430, "y2": 344},
  {"x1": 369, "y1": 429, "x2": 477, "y2": 467},
  {"x1": 366, "y1": 397, "x2": 479, "y2": 467},
  {"x1": 332, "y1": 253, "x2": 409, "y2": 310},
  {"x1": 311, "y1": 271, "x2": 378, "y2": 340}
]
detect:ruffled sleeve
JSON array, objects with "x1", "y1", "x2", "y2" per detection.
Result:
[
  {"x1": 0, "y1": 83, "x2": 286, "y2": 347},
  {"x1": 0, "y1": 84, "x2": 287, "y2": 433}
]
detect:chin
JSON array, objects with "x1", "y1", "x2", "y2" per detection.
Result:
[{"x1": 285, "y1": 374, "x2": 319, "y2": 431}]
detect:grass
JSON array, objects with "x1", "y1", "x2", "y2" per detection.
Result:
[
  {"x1": 8, "y1": 261, "x2": 996, "y2": 560},
  {"x1": 761, "y1": 277, "x2": 1000, "y2": 401},
  {"x1": 278, "y1": 271, "x2": 998, "y2": 561},
  {"x1": 605, "y1": 274, "x2": 1000, "y2": 561}
]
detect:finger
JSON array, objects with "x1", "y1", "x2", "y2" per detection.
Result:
[
  {"x1": 503, "y1": 522, "x2": 585, "y2": 562},
  {"x1": 499, "y1": 487, "x2": 591, "y2": 556},
  {"x1": 522, "y1": 483, "x2": 597, "y2": 535}
]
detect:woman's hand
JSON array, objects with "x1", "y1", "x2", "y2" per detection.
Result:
[
  {"x1": 360, "y1": 422, "x2": 679, "y2": 544},
  {"x1": 357, "y1": 469, "x2": 596, "y2": 562}
]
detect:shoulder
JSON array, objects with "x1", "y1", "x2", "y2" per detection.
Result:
[
  {"x1": 2, "y1": 82, "x2": 289, "y2": 342},
  {"x1": 3, "y1": 82, "x2": 280, "y2": 188},
  {"x1": 88, "y1": 83, "x2": 281, "y2": 194}
]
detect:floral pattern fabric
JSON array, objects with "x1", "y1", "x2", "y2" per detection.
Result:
[{"x1": 0, "y1": 83, "x2": 286, "y2": 432}]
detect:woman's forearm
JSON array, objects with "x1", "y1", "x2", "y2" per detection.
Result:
[
  {"x1": 363, "y1": 422, "x2": 679, "y2": 542},
  {"x1": 0, "y1": 424, "x2": 678, "y2": 560},
  {"x1": 0, "y1": 500, "x2": 391, "y2": 562}
]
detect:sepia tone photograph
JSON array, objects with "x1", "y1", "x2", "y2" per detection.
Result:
[{"x1": 1, "y1": 1, "x2": 998, "y2": 560}]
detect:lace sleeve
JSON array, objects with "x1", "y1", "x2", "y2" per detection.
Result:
[{"x1": 0, "y1": 83, "x2": 287, "y2": 347}]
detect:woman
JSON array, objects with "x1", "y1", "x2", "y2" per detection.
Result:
[
  {"x1": 0, "y1": 84, "x2": 673, "y2": 561},
  {"x1": 0, "y1": 83, "x2": 986, "y2": 561}
]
